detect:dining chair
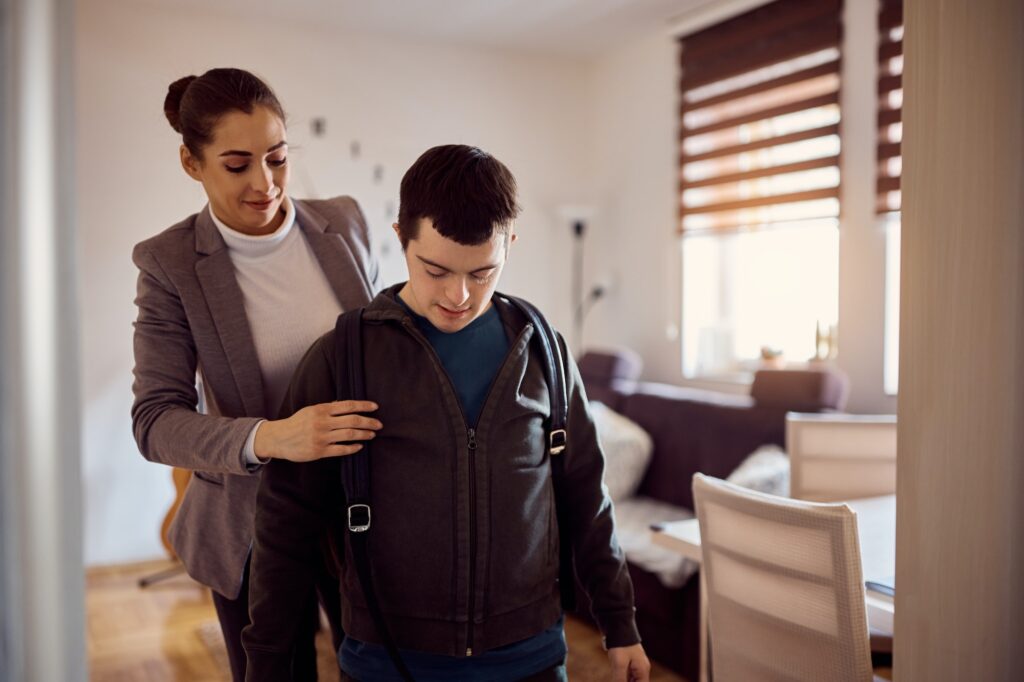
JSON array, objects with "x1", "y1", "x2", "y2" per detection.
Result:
[
  {"x1": 692, "y1": 473, "x2": 885, "y2": 681},
  {"x1": 786, "y1": 413, "x2": 897, "y2": 503}
]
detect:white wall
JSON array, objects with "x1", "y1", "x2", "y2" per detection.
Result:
[
  {"x1": 835, "y1": 0, "x2": 896, "y2": 414},
  {"x1": 583, "y1": 33, "x2": 683, "y2": 383},
  {"x1": 76, "y1": 0, "x2": 592, "y2": 565},
  {"x1": 581, "y1": 9, "x2": 899, "y2": 413}
]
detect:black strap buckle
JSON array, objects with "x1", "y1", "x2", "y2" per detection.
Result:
[
  {"x1": 348, "y1": 504, "x2": 371, "y2": 532},
  {"x1": 549, "y1": 429, "x2": 567, "y2": 455}
]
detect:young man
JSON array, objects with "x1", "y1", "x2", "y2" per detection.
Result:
[{"x1": 243, "y1": 145, "x2": 650, "y2": 682}]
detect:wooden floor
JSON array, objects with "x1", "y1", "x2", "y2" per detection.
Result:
[
  {"x1": 86, "y1": 559, "x2": 685, "y2": 681},
  {"x1": 88, "y1": 560, "x2": 225, "y2": 681}
]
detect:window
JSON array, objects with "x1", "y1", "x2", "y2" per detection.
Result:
[
  {"x1": 678, "y1": 0, "x2": 844, "y2": 377},
  {"x1": 878, "y1": 0, "x2": 903, "y2": 395}
]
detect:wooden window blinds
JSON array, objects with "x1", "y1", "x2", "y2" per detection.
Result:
[
  {"x1": 877, "y1": 0, "x2": 903, "y2": 214},
  {"x1": 678, "y1": 0, "x2": 844, "y2": 235}
]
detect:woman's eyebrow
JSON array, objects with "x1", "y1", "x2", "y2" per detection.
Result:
[{"x1": 218, "y1": 141, "x2": 288, "y2": 157}]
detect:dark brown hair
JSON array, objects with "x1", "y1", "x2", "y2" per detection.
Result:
[
  {"x1": 396, "y1": 145, "x2": 520, "y2": 248},
  {"x1": 163, "y1": 68, "x2": 285, "y2": 159}
]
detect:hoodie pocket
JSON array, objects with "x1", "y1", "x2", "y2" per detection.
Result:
[{"x1": 487, "y1": 471, "x2": 559, "y2": 616}]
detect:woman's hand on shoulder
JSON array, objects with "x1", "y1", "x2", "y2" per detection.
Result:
[{"x1": 254, "y1": 401, "x2": 382, "y2": 462}]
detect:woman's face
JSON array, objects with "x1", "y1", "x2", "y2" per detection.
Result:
[{"x1": 181, "y1": 105, "x2": 289, "y2": 236}]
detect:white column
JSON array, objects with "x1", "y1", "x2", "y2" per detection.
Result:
[
  {"x1": 896, "y1": 0, "x2": 1024, "y2": 679},
  {"x1": 837, "y1": 0, "x2": 897, "y2": 413},
  {"x1": 0, "y1": 0, "x2": 86, "y2": 680}
]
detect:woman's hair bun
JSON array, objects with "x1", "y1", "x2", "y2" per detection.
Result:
[
  {"x1": 163, "y1": 68, "x2": 285, "y2": 156},
  {"x1": 163, "y1": 75, "x2": 198, "y2": 133}
]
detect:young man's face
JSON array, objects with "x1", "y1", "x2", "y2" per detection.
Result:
[{"x1": 395, "y1": 218, "x2": 515, "y2": 333}]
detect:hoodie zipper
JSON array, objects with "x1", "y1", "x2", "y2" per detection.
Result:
[
  {"x1": 461, "y1": 322, "x2": 531, "y2": 656},
  {"x1": 466, "y1": 426, "x2": 478, "y2": 656},
  {"x1": 396, "y1": 314, "x2": 532, "y2": 657}
]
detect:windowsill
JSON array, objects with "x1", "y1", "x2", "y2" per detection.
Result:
[
  {"x1": 679, "y1": 372, "x2": 754, "y2": 395},
  {"x1": 683, "y1": 359, "x2": 843, "y2": 393},
  {"x1": 684, "y1": 371, "x2": 753, "y2": 384}
]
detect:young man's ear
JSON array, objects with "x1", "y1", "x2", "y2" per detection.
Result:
[
  {"x1": 180, "y1": 145, "x2": 202, "y2": 181},
  {"x1": 392, "y1": 222, "x2": 408, "y2": 252}
]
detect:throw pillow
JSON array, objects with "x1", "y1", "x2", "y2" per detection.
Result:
[
  {"x1": 591, "y1": 401, "x2": 653, "y2": 502},
  {"x1": 726, "y1": 444, "x2": 790, "y2": 497}
]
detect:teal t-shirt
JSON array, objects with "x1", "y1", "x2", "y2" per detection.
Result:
[{"x1": 401, "y1": 298, "x2": 508, "y2": 427}]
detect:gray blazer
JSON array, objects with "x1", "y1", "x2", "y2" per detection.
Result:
[{"x1": 131, "y1": 196, "x2": 380, "y2": 598}]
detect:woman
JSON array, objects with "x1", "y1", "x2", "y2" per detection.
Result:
[{"x1": 131, "y1": 67, "x2": 382, "y2": 681}]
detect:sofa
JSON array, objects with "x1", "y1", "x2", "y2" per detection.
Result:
[{"x1": 574, "y1": 350, "x2": 849, "y2": 681}]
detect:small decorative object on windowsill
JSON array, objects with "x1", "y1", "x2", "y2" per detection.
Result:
[
  {"x1": 760, "y1": 346, "x2": 785, "y2": 369},
  {"x1": 812, "y1": 320, "x2": 839, "y2": 363}
]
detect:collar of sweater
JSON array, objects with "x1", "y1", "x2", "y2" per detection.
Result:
[{"x1": 209, "y1": 196, "x2": 297, "y2": 259}]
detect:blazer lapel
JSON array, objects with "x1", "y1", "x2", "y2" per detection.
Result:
[
  {"x1": 294, "y1": 200, "x2": 375, "y2": 312},
  {"x1": 193, "y1": 207, "x2": 267, "y2": 418}
]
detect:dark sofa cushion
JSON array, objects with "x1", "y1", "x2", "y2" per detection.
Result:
[
  {"x1": 578, "y1": 350, "x2": 643, "y2": 413},
  {"x1": 578, "y1": 348, "x2": 643, "y2": 386},
  {"x1": 581, "y1": 380, "x2": 634, "y2": 413},
  {"x1": 751, "y1": 367, "x2": 849, "y2": 411},
  {"x1": 618, "y1": 385, "x2": 788, "y2": 511}
]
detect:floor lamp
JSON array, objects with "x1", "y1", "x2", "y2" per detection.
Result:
[
  {"x1": 571, "y1": 219, "x2": 605, "y2": 355},
  {"x1": 572, "y1": 220, "x2": 585, "y2": 353}
]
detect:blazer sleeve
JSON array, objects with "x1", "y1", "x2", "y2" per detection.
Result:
[
  {"x1": 557, "y1": 334, "x2": 642, "y2": 649},
  {"x1": 130, "y1": 242, "x2": 260, "y2": 475}
]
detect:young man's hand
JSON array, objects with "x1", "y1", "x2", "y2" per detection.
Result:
[
  {"x1": 254, "y1": 400, "x2": 381, "y2": 462},
  {"x1": 607, "y1": 643, "x2": 651, "y2": 682}
]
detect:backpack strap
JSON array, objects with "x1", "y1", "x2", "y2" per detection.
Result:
[
  {"x1": 333, "y1": 310, "x2": 415, "y2": 682},
  {"x1": 500, "y1": 295, "x2": 577, "y2": 612},
  {"x1": 501, "y1": 295, "x2": 567, "y2": 450}
]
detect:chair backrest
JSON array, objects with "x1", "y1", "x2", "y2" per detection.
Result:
[
  {"x1": 786, "y1": 413, "x2": 897, "y2": 502},
  {"x1": 692, "y1": 473, "x2": 874, "y2": 682}
]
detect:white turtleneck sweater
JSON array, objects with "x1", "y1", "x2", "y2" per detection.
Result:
[{"x1": 210, "y1": 198, "x2": 343, "y2": 466}]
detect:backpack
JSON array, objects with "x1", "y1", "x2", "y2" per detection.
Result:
[{"x1": 332, "y1": 294, "x2": 574, "y2": 682}]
